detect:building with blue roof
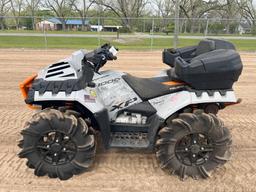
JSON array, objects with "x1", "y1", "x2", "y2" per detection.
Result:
[
  {"x1": 36, "y1": 17, "x2": 122, "y2": 32},
  {"x1": 36, "y1": 17, "x2": 90, "y2": 31}
]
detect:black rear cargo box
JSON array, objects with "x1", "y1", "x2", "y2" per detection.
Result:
[
  {"x1": 174, "y1": 49, "x2": 243, "y2": 90},
  {"x1": 162, "y1": 39, "x2": 236, "y2": 67}
]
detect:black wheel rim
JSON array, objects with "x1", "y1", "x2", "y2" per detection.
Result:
[
  {"x1": 36, "y1": 131, "x2": 77, "y2": 165},
  {"x1": 175, "y1": 133, "x2": 214, "y2": 166}
]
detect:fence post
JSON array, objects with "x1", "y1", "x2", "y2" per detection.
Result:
[
  {"x1": 174, "y1": 0, "x2": 180, "y2": 48},
  {"x1": 97, "y1": 17, "x2": 101, "y2": 46},
  {"x1": 205, "y1": 18, "x2": 209, "y2": 36},
  {"x1": 150, "y1": 18, "x2": 154, "y2": 51},
  {"x1": 143, "y1": 18, "x2": 146, "y2": 33},
  {"x1": 32, "y1": 15, "x2": 35, "y2": 31},
  {"x1": 42, "y1": 16, "x2": 48, "y2": 50}
]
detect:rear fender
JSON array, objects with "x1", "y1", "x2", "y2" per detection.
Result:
[{"x1": 149, "y1": 90, "x2": 238, "y2": 120}]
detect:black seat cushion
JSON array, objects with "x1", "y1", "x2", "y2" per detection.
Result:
[
  {"x1": 122, "y1": 74, "x2": 171, "y2": 101},
  {"x1": 195, "y1": 39, "x2": 215, "y2": 55},
  {"x1": 209, "y1": 38, "x2": 236, "y2": 50}
]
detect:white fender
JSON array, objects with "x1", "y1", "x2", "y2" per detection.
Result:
[{"x1": 149, "y1": 90, "x2": 237, "y2": 119}]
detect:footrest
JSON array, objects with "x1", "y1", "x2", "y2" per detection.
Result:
[{"x1": 110, "y1": 132, "x2": 149, "y2": 148}]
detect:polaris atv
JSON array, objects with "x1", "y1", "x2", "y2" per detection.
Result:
[{"x1": 18, "y1": 39, "x2": 243, "y2": 180}]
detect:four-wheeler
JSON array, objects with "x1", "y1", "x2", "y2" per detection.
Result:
[{"x1": 18, "y1": 39, "x2": 243, "y2": 180}]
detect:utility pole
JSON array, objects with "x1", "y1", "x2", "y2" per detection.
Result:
[{"x1": 174, "y1": 0, "x2": 179, "y2": 48}]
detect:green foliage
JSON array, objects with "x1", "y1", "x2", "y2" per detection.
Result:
[
  {"x1": 0, "y1": 36, "x2": 255, "y2": 51},
  {"x1": 119, "y1": 27, "x2": 132, "y2": 33},
  {"x1": 209, "y1": 23, "x2": 225, "y2": 34},
  {"x1": 164, "y1": 23, "x2": 175, "y2": 35},
  {"x1": 252, "y1": 26, "x2": 256, "y2": 36},
  {"x1": 229, "y1": 23, "x2": 239, "y2": 34},
  {"x1": 36, "y1": 10, "x2": 55, "y2": 17},
  {"x1": 19, "y1": 18, "x2": 33, "y2": 29}
]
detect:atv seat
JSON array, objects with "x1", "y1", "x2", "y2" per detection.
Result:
[
  {"x1": 162, "y1": 38, "x2": 236, "y2": 67},
  {"x1": 122, "y1": 74, "x2": 180, "y2": 101}
]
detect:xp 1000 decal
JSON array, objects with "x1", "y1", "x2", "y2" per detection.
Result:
[
  {"x1": 95, "y1": 74, "x2": 141, "y2": 118},
  {"x1": 110, "y1": 97, "x2": 137, "y2": 111}
]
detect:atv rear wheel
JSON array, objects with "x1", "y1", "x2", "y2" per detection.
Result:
[
  {"x1": 156, "y1": 110, "x2": 232, "y2": 180},
  {"x1": 18, "y1": 108, "x2": 96, "y2": 180}
]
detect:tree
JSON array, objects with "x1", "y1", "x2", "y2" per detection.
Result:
[
  {"x1": 72, "y1": 0, "x2": 95, "y2": 31},
  {"x1": 215, "y1": 0, "x2": 240, "y2": 34},
  {"x1": 164, "y1": 22, "x2": 174, "y2": 34},
  {"x1": 25, "y1": 0, "x2": 40, "y2": 30},
  {"x1": 179, "y1": 0, "x2": 220, "y2": 33},
  {"x1": 152, "y1": 0, "x2": 174, "y2": 32},
  {"x1": 153, "y1": 0, "x2": 174, "y2": 17},
  {"x1": 10, "y1": 0, "x2": 24, "y2": 29},
  {"x1": 209, "y1": 22, "x2": 225, "y2": 34},
  {"x1": 238, "y1": 0, "x2": 256, "y2": 27},
  {"x1": 43, "y1": 0, "x2": 75, "y2": 30},
  {"x1": 96, "y1": 0, "x2": 148, "y2": 30},
  {"x1": 0, "y1": 0, "x2": 11, "y2": 29}
]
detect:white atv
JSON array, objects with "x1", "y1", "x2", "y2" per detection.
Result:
[{"x1": 19, "y1": 39, "x2": 243, "y2": 180}]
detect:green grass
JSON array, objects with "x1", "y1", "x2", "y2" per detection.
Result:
[
  {"x1": 0, "y1": 29, "x2": 120, "y2": 35},
  {"x1": 0, "y1": 36, "x2": 255, "y2": 51},
  {"x1": 2, "y1": 30, "x2": 255, "y2": 37},
  {"x1": 147, "y1": 32, "x2": 256, "y2": 37}
]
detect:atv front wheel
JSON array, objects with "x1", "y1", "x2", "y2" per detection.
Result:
[
  {"x1": 18, "y1": 108, "x2": 96, "y2": 180},
  {"x1": 156, "y1": 110, "x2": 232, "y2": 180}
]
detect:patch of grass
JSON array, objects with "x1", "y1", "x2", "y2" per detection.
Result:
[
  {"x1": 2, "y1": 30, "x2": 255, "y2": 37},
  {"x1": 0, "y1": 36, "x2": 102, "y2": 49},
  {"x1": 0, "y1": 29, "x2": 119, "y2": 35},
  {"x1": 147, "y1": 38, "x2": 200, "y2": 48},
  {"x1": 0, "y1": 36, "x2": 255, "y2": 51},
  {"x1": 228, "y1": 39, "x2": 256, "y2": 51},
  {"x1": 0, "y1": 36, "x2": 46, "y2": 48},
  {"x1": 145, "y1": 32, "x2": 255, "y2": 37}
]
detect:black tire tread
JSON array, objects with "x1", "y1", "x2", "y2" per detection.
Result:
[
  {"x1": 156, "y1": 110, "x2": 232, "y2": 180},
  {"x1": 18, "y1": 108, "x2": 96, "y2": 180}
]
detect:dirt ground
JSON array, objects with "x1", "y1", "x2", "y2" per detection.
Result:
[{"x1": 0, "y1": 49, "x2": 255, "y2": 192}]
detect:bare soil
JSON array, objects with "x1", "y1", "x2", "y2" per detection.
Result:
[{"x1": 0, "y1": 49, "x2": 255, "y2": 192}]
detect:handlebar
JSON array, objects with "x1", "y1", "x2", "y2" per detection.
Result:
[
  {"x1": 79, "y1": 44, "x2": 118, "y2": 87},
  {"x1": 83, "y1": 43, "x2": 118, "y2": 73}
]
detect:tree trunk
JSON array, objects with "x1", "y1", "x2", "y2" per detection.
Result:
[
  {"x1": 226, "y1": 22, "x2": 230, "y2": 34},
  {"x1": 0, "y1": 18, "x2": 5, "y2": 30},
  {"x1": 15, "y1": 18, "x2": 20, "y2": 30},
  {"x1": 198, "y1": 23, "x2": 201, "y2": 33},
  {"x1": 184, "y1": 20, "x2": 187, "y2": 33},
  {"x1": 60, "y1": 19, "x2": 66, "y2": 31},
  {"x1": 121, "y1": 18, "x2": 131, "y2": 31},
  {"x1": 82, "y1": 0, "x2": 86, "y2": 31},
  {"x1": 82, "y1": 18, "x2": 86, "y2": 31},
  {"x1": 190, "y1": 19, "x2": 196, "y2": 33},
  {"x1": 32, "y1": 10, "x2": 35, "y2": 30}
]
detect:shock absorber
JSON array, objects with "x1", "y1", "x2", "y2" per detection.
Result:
[
  {"x1": 204, "y1": 103, "x2": 220, "y2": 114},
  {"x1": 65, "y1": 101, "x2": 74, "y2": 109}
]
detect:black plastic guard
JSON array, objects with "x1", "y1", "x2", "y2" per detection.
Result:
[{"x1": 94, "y1": 108, "x2": 111, "y2": 148}]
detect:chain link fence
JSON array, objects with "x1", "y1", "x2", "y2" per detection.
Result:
[{"x1": 0, "y1": 16, "x2": 255, "y2": 50}]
